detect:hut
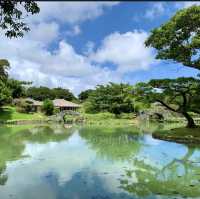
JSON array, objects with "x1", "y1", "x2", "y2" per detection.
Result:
[{"x1": 53, "y1": 99, "x2": 81, "y2": 111}]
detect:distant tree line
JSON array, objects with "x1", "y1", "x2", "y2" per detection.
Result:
[{"x1": 26, "y1": 87, "x2": 76, "y2": 101}]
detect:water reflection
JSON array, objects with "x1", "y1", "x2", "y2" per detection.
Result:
[
  {"x1": 79, "y1": 126, "x2": 141, "y2": 161},
  {"x1": 0, "y1": 124, "x2": 73, "y2": 187},
  {"x1": 0, "y1": 124, "x2": 199, "y2": 199},
  {"x1": 120, "y1": 144, "x2": 200, "y2": 198}
]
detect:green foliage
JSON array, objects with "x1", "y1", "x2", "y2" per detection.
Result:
[
  {"x1": 0, "y1": 59, "x2": 10, "y2": 80},
  {"x1": 134, "y1": 77, "x2": 200, "y2": 128},
  {"x1": 0, "y1": 80, "x2": 11, "y2": 106},
  {"x1": 145, "y1": 5, "x2": 200, "y2": 70},
  {"x1": 0, "y1": 59, "x2": 12, "y2": 106},
  {"x1": 6, "y1": 79, "x2": 28, "y2": 98},
  {"x1": 0, "y1": 106, "x2": 45, "y2": 121},
  {"x1": 82, "y1": 112, "x2": 133, "y2": 126},
  {"x1": 16, "y1": 99, "x2": 34, "y2": 113},
  {"x1": 26, "y1": 86, "x2": 76, "y2": 101},
  {"x1": 86, "y1": 83, "x2": 135, "y2": 116},
  {"x1": 0, "y1": 0, "x2": 40, "y2": 38},
  {"x1": 42, "y1": 99, "x2": 54, "y2": 116},
  {"x1": 52, "y1": 87, "x2": 75, "y2": 101},
  {"x1": 26, "y1": 86, "x2": 52, "y2": 101},
  {"x1": 78, "y1": 89, "x2": 94, "y2": 101}
]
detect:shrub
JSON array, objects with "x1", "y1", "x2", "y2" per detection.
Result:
[
  {"x1": 42, "y1": 99, "x2": 54, "y2": 115},
  {"x1": 16, "y1": 99, "x2": 33, "y2": 113}
]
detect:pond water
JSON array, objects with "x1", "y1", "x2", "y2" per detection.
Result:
[{"x1": 0, "y1": 123, "x2": 199, "y2": 199}]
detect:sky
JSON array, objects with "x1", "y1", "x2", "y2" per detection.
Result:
[{"x1": 0, "y1": 1, "x2": 200, "y2": 95}]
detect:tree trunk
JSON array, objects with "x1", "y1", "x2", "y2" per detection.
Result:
[{"x1": 182, "y1": 112, "x2": 196, "y2": 128}]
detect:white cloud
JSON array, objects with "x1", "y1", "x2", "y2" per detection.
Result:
[
  {"x1": 91, "y1": 30, "x2": 155, "y2": 73},
  {"x1": 0, "y1": 29, "x2": 122, "y2": 95},
  {"x1": 144, "y1": 3, "x2": 165, "y2": 20},
  {"x1": 0, "y1": 29, "x2": 155, "y2": 94},
  {"x1": 27, "y1": 22, "x2": 59, "y2": 45},
  {"x1": 0, "y1": 2, "x2": 158, "y2": 95},
  {"x1": 66, "y1": 25, "x2": 81, "y2": 36},
  {"x1": 30, "y1": 2, "x2": 119, "y2": 24},
  {"x1": 179, "y1": 1, "x2": 200, "y2": 8}
]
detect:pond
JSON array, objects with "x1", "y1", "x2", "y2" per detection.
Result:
[{"x1": 0, "y1": 123, "x2": 199, "y2": 199}]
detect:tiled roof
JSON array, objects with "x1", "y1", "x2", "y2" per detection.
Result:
[{"x1": 53, "y1": 99, "x2": 81, "y2": 108}]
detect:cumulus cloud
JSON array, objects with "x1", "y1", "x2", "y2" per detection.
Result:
[
  {"x1": 0, "y1": 29, "x2": 156, "y2": 94},
  {"x1": 0, "y1": 29, "x2": 122, "y2": 95},
  {"x1": 66, "y1": 25, "x2": 82, "y2": 36},
  {"x1": 30, "y1": 2, "x2": 119, "y2": 24},
  {"x1": 144, "y1": 3, "x2": 165, "y2": 19},
  {"x1": 27, "y1": 22, "x2": 59, "y2": 45},
  {"x1": 179, "y1": 1, "x2": 200, "y2": 8},
  {"x1": 0, "y1": 2, "x2": 158, "y2": 95},
  {"x1": 91, "y1": 31, "x2": 155, "y2": 73}
]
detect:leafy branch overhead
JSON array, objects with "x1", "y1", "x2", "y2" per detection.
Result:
[
  {"x1": 0, "y1": 0, "x2": 40, "y2": 38},
  {"x1": 145, "y1": 5, "x2": 200, "y2": 70}
]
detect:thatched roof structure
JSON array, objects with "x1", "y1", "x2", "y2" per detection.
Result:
[
  {"x1": 13, "y1": 98, "x2": 42, "y2": 106},
  {"x1": 53, "y1": 99, "x2": 81, "y2": 108}
]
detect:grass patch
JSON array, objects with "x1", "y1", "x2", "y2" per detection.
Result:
[
  {"x1": 82, "y1": 112, "x2": 135, "y2": 126},
  {"x1": 0, "y1": 106, "x2": 46, "y2": 121},
  {"x1": 153, "y1": 127, "x2": 200, "y2": 144}
]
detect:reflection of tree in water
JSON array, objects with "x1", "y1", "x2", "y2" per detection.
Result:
[
  {"x1": 119, "y1": 147, "x2": 200, "y2": 198},
  {"x1": 79, "y1": 126, "x2": 142, "y2": 161},
  {"x1": 0, "y1": 166, "x2": 7, "y2": 186},
  {"x1": 0, "y1": 125, "x2": 73, "y2": 186}
]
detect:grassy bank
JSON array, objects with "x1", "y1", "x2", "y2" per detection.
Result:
[
  {"x1": 0, "y1": 106, "x2": 46, "y2": 122},
  {"x1": 64, "y1": 112, "x2": 136, "y2": 126},
  {"x1": 153, "y1": 127, "x2": 200, "y2": 144}
]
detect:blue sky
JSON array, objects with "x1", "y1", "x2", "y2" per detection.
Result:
[{"x1": 0, "y1": 1, "x2": 199, "y2": 95}]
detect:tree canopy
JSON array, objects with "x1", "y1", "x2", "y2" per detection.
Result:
[
  {"x1": 78, "y1": 89, "x2": 94, "y2": 101},
  {"x1": 26, "y1": 86, "x2": 76, "y2": 101},
  {"x1": 0, "y1": 59, "x2": 10, "y2": 80},
  {"x1": 0, "y1": 59, "x2": 11, "y2": 106},
  {"x1": 0, "y1": 0, "x2": 40, "y2": 38},
  {"x1": 134, "y1": 77, "x2": 200, "y2": 128},
  {"x1": 42, "y1": 99, "x2": 54, "y2": 116},
  {"x1": 86, "y1": 83, "x2": 135, "y2": 116},
  {"x1": 145, "y1": 5, "x2": 200, "y2": 70}
]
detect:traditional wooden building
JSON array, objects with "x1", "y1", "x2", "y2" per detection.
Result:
[
  {"x1": 53, "y1": 99, "x2": 81, "y2": 111},
  {"x1": 13, "y1": 98, "x2": 81, "y2": 112}
]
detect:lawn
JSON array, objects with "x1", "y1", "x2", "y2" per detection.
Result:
[{"x1": 0, "y1": 106, "x2": 46, "y2": 121}]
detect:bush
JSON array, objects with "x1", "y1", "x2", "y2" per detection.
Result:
[
  {"x1": 16, "y1": 100, "x2": 33, "y2": 113},
  {"x1": 42, "y1": 99, "x2": 54, "y2": 115}
]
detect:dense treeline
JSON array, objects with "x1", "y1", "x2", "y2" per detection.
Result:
[
  {"x1": 26, "y1": 87, "x2": 76, "y2": 101},
  {"x1": 82, "y1": 83, "x2": 136, "y2": 116}
]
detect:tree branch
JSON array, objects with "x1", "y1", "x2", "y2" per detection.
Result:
[{"x1": 155, "y1": 99, "x2": 178, "y2": 112}]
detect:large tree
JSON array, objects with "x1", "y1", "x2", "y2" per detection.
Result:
[
  {"x1": 0, "y1": 59, "x2": 10, "y2": 80},
  {"x1": 26, "y1": 86, "x2": 53, "y2": 101},
  {"x1": 0, "y1": 59, "x2": 11, "y2": 105},
  {"x1": 86, "y1": 83, "x2": 134, "y2": 116},
  {"x1": 134, "y1": 77, "x2": 200, "y2": 128},
  {"x1": 52, "y1": 87, "x2": 75, "y2": 101},
  {"x1": 78, "y1": 89, "x2": 94, "y2": 102},
  {"x1": 0, "y1": 0, "x2": 40, "y2": 38},
  {"x1": 145, "y1": 5, "x2": 200, "y2": 70},
  {"x1": 26, "y1": 86, "x2": 76, "y2": 101},
  {"x1": 7, "y1": 79, "x2": 31, "y2": 98}
]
